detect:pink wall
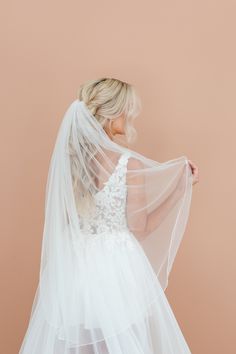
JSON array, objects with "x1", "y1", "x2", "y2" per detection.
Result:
[{"x1": 1, "y1": 1, "x2": 235, "y2": 353}]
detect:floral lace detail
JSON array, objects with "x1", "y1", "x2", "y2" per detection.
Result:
[{"x1": 78, "y1": 152, "x2": 135, "y2": 250}]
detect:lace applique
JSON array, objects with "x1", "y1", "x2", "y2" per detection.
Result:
[{"x1": 78, "y1": 152, "x2": 135, "y2": 250}]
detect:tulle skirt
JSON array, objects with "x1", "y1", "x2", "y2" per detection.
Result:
[{"x1": 19, "y1": 230, "x2": 192, "y2": 354}]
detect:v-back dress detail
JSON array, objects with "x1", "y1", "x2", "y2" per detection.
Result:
[
  {"x1": 76, "y1": 152, "x2": 136, "y2": 251},
  {"x1": 19, "y1": 152, "x2": 192, "y2": 354}
]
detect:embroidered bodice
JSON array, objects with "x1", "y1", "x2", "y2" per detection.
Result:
[{"x1": 78, "y1": 152, "x2": 132, "y2": 243}]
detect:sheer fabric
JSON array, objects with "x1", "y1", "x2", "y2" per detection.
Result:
[{"x1": 19, "y1": 99, "x2": 193, "y2": 353}]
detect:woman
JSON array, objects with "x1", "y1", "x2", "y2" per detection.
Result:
[{"x1": 19, "y1": 78, "x2": 199, "y2": 353}]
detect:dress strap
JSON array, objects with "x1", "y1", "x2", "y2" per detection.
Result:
[
  {"x1": 118, "y1": 151, "x2": 131, "y2": 167},
  {"x1": 115, "y1": 152, "x2": 131, "y2": 183}
]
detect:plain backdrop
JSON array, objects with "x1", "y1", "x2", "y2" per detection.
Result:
[{"x1": 1, "y1": 1, "x2": 235, "y2": 353}]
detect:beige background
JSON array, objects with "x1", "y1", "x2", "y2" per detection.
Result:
[{"x1": 1, "y1": 1, "x2": 235, "y2": 353}]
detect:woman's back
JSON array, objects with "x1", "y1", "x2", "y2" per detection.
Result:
[{"x1": 78, "y1": 152, "x2": 132, "y2": 240}]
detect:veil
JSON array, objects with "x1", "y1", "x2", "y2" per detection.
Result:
[{"x1": 27, "y1": 99, "x2": 193, "y2": 349}]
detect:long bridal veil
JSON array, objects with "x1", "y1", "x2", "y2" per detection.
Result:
[{"x1": 24, "y1": 99, "x2": 193, "y2": 350}]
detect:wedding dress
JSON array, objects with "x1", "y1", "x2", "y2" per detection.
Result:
[{"x1": 19, "y1": 100, "x2": 193, "y2": 353}]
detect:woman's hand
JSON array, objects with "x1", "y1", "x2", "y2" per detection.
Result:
[{"x1": 187, "y1": 159, "x2": 199, "y2": 185}]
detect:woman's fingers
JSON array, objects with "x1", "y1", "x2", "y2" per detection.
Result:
[{"x1": 188, "y1": 159, "x2": 199, "y2": 185}]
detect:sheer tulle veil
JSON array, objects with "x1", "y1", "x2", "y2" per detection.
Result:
[{"x1": 30, "y1": 98, "x2": 193, "y2": 345}]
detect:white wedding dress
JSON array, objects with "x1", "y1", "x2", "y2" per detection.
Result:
[{"x1": 19, "y1": 151, "x2": 192, "y2": 354}]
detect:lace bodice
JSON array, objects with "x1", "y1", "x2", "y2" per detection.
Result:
[{"x1": 78, "y1": 152, "x2": 131, "y2": 237}]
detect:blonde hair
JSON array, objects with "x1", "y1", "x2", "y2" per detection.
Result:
[{"x1": 69, "y1": 77, "x2": 142, "y2": 216}]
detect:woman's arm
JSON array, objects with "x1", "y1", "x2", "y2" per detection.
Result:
[{"x1": 126, "y1": 158, "x2": 188, "y2": 240}]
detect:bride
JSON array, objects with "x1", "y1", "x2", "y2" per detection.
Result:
[{"x1": 19, "y1": 77, "x2": 199, "y2": 354}]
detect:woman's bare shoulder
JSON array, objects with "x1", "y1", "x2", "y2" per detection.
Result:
[{"x1": 126, "y1": 154, "x2": 145, "y2": 186}]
